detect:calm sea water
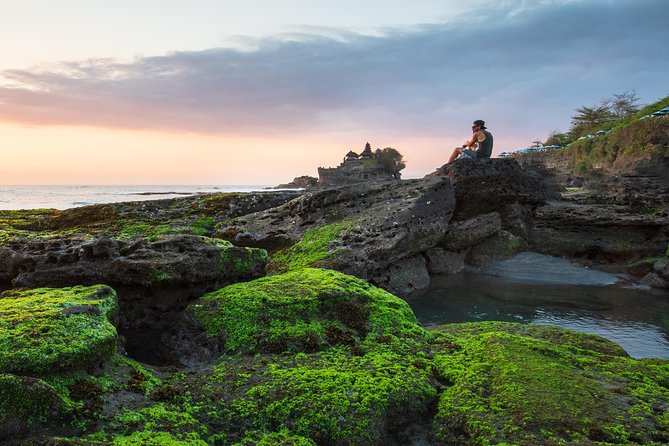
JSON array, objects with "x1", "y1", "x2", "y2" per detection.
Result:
[
  {"x1": 0, "y1": 185, "x2": 273, "y2": 210},
  {"x1": 410, "y1": 253, "x2": 669, "y2": 359}
]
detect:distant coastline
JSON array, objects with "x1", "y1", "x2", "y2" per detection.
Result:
[{"x1": 0, "y1": 185, "x2": 271, "y2": 210}]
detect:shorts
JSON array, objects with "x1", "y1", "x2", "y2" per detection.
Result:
[{"x1": 461, "y1": 148, "x2": 478, "y2": 158}]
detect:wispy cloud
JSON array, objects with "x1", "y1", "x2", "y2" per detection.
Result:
[{"x1": 0, "y1": 0, "x2": 667, "y2": 139}]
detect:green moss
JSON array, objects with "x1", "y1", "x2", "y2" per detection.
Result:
[
  {"x1": 183, "y1": 348, "x2": 436, "y2": 446},
  {"x1": 219, "y1": 246, "x2": 268, "y2": 277},
  {"x1": 268, "y1": 222, "x2": 351, "y2": 273},
  {"x1": 118, "y1": 223, "x2": 172, "y2": 240},
  {"x1": 231, "y1": 429, "x2": 317, "y2": 446},
  {"x1": 111, "y1": 430, "x2": 207, "y2": 445},
  {"x1": 0, "y1": 373, "x2": 68, "y2": 433},
  {"x1": 0, "y1": 209, "x2": 86, "y2": 243},
  {"x1": 100, "y1": 403, "x2": 207, "y2": 444},
  {"x1": 190, "y1": 217, "x2": 215, "y2": 237},
  {"x1": 0, "y1": 285, "x2": 118, "y2": 375},
  {"x1": 431, "y1": 322, "x2": 669, "y2": 445},
  {"x1": 188, "y1": 268, "x2": 425, "y2": 355}
]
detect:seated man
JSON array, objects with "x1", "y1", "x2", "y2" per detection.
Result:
[{"x1": 447, "y1": 120, "x2": 493, "y2": 163}]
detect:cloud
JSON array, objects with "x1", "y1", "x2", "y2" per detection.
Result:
[{"x1": 0, "y1": 0, "x2": 667, "y2": 140}]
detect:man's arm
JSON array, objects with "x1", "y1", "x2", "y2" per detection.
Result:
[{"x1": 462, "y1": 130, "x2": 486, "y2": 148}]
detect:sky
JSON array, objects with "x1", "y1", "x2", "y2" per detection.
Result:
[{"x1": 0, "y1": 0, "x2": 668, "y2": 185}]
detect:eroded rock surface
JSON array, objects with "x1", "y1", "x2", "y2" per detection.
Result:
[
  {"x1": 0, "y1": 235, "x2": 268, "y2": 340},
  {"x1": 216, "y1": 177, "x2": 456, "y2": 292},
  {"x1": 429, "y1": 157, "x2": 553, "y2": 220},
  {"x1": 531, "y1": 201, "x2": 669, "y2": 265}
]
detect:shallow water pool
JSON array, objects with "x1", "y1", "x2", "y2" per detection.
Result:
[{"x1": 409, "y1": 253, "x2": 669, "y2": 359}]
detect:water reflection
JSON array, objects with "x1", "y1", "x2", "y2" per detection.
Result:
[{"x1": 410, "y1": 270, "x2": 669, "y2": 359}]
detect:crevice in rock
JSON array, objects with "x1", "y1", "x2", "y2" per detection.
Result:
[
  {"x1": 0, "y1": 280, "x2": 12, "y2": 294},
  {"x1": 113, "y1": 284, "x2": 199, "y2": 367},
  {"x1": 386, "y1": 396, "x2": 439, "y2": 446}
]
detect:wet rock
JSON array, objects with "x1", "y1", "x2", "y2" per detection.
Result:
[
  {"x1": 374, "y1": 254, "x2": 431, "y2": 298},
  {"x1": 424, "y1": 247, "x2": 467, "y2": 275},
  {"x1": 468, "y1": 230, "x2": 527, "y2": 268},
  {"x1": 530, "y1": 201, "x2": 669, "y2": 265},
  {"x1": 643, "y1": 257, "x2": 669, "y2": 289},
  {"x1": 440, "y1": 212, "x2": 501, "y2": 251}
]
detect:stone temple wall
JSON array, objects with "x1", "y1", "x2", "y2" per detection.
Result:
[{"x1": 318, "y1": 160, "x2": 392, "y2": 186}]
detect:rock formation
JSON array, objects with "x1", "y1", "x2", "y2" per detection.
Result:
[{"x1": 1, "y1": 152, "x2": 669, "y2": 445}]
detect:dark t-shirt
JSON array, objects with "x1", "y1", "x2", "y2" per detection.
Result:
[{"x1": 476, "y1": 130, "x2": 493, "y2": 158}]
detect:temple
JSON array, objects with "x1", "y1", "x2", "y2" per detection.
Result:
[{"x1": 317, "y1": 143, "x2": 399, "y2": 186}]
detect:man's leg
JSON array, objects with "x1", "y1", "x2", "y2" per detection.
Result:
[{"x1": 448, "y1": 147, "x2": 463, "y2": 164}]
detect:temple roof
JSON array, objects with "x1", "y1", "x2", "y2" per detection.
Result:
[{"x1": 359, "y1": 142, "x2": 373, "y2": 158}]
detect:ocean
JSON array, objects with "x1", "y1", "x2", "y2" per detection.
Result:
[{"x1": 0, "y1": 185, "x2": 273, "y2": 210}]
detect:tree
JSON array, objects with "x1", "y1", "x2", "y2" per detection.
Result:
[
  {"x1": 570, "y1": 104, "x2": 614, "y2": 134},
  {"x1": 544, "y1": 130, "x2": 571, "y2": 147},
  {"x1": 374, "y1": 147, "x2": 405, "y2": 179},
  {"x1": 610, "y1": 90, "x2": 640, "y2": 118}
]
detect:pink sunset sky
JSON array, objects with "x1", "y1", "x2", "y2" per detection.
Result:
[{"x1": 1, "y1": 0, "x2": 667, "y2": 185}]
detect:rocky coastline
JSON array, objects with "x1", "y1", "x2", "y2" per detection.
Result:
[{"x1": 1, "y1": 149, "x2": 669, "y2": 444}]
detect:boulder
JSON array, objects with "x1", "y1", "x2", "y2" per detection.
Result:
[
  {"x1": 440, "y1": 212, "x2": 501, "y2": 251},
  {"x1": 642, "y1": 257, "x2": 669, "y2": 289},
  {"x1": 0, "y1": 374, "x2": 69, "y2": 441},
  {"x1": 0, "y1": 285, "x2": 118, "y2": 375},
  {"x1": 216, "y1": 177, "x2": 456, "y2": 283},
  {"x1": 2, "y1": 235, "x2": 266, "y2": 290},
  {"x1": 531, "y1": 201, "x2": 669, "y2": 265},
  {"x1": 167, "y1": 268, "x2": 426, "y2": 363},
  {"x1": 428, "y1": 157, "x2": 552, "y2": 220},
  {"x1": 424, "y1": 247, "x2": 468, "y2": 275},
  {"x1": 374, "y1": 254, "x2": 431, "y2": 298},
  {"x1": 467, "y1": 230, "x2": 527, "y2": 268},
  {"x1": 0, "y1": 235, "x2": 267, "y2": 334}
]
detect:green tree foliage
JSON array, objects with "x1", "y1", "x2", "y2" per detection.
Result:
[
  {"x1": 374, "y1": 147, "x2": 405, "y2": 179},
  {"x1": 544, "y1": 130, "x2": 571, "y2": 147},
  {"x1": 570, "y1": 104, "x2": 614, "y2": 134},
  {"x1": 544, "y1": 91, "x2": 648, "y2": 146}
]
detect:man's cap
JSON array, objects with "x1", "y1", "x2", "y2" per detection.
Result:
[{"x1": 473, "y1": 120, "x2": 486, "y2": 129}]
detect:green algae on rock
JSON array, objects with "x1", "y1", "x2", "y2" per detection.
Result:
[
  {"x1": 0, "y1": 374, "x2": 69, "y2": 441},
  {"x1": 267, "y1": 222, "x2": 352, "y2": 273},
  {"x1": 432, "y1": 322, "x2": 669, "y2": 445},
  {"x1": 231, "y1": 429, "x2": 316, "y2": 446},
  {"x1": 186, "y1": 268, "x2": 425, "y2": 356},
  {"x1": 173, "y1": 348, "x2": 436, "y2": 446},
  {"x1": 0, "y1": 285, "x2": 118, "y2": 375}
]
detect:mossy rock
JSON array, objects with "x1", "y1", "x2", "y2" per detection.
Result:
[
  {"x1": 82, "y1": 403, "x2": 208, "y2": 445},
  {"x1": 231, "y1": 430, "x2": 316, "y2": 446},
  {"x1": 432, "y1": 322, "x2": 669, "y2": 445},
  {"x1": 187, "y1": 268, "x2": 425, "y2": 355},
  {"x1": 179, "y1": 348, "x2": 437, "y2": 446},
  {"x1": 0, "y1": 285, "x2": 118, "y2": 375},
  {"x1": 267, "y1": 222, "x2": 352, "y2": 274},
  {"x1": 0, "y1": 374, "x2": 69, "y2": 441}
]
